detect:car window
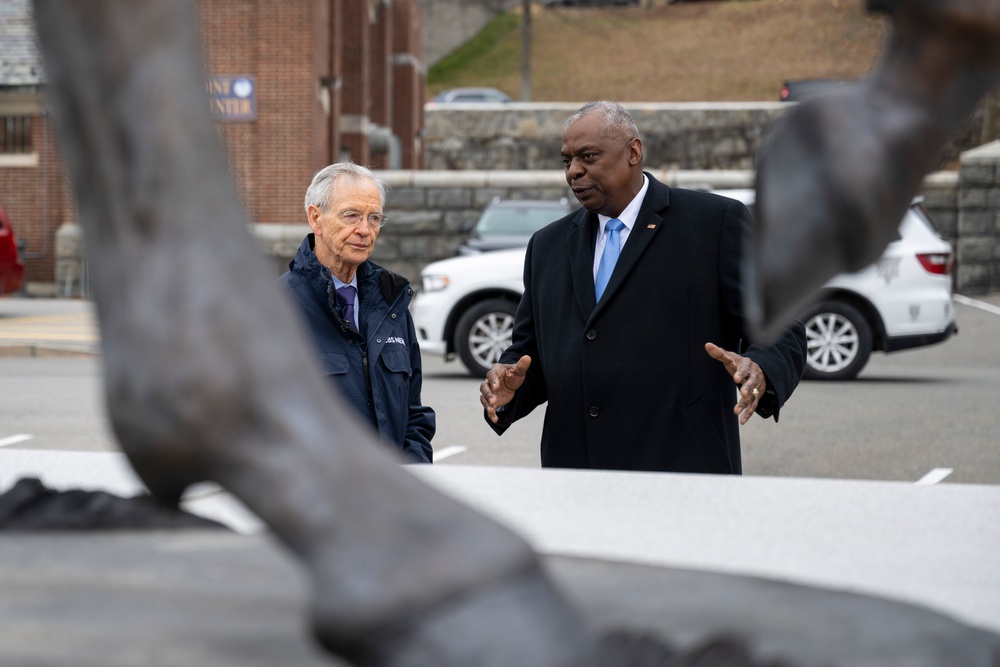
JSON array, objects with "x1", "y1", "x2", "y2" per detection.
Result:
[
  {"x1": 912, "y1": 202, "x2": 945, "y2": 240},
  {"x1": 476, "y1": 206, "x2": 563, "y2": 236}
]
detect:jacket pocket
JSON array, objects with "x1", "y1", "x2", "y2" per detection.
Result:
[
  {"x1": 379, "y1": 347, "x2": 412, "y2": 376},
  {"x1": 319, "y1": 352, "x2": 349, "y2": 376}
]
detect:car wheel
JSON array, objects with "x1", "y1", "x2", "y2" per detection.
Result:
[
  {"x1": 801, "y1": 300, "x2": 873, "y2": 381},
  {"x1": 454, "y1": 299, "x2": 517, "y2": 377}
]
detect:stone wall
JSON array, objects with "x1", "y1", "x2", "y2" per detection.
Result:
[
  {"x1": 55, "y1": 143, "x2": 1000, "y2": 296},
  {"x1": 424, "y1": 103, "x2": 786, "y2": 171},
  {"x1": 274, "y1": 166, "x2": 966, "y2": 288},
  {"x1": 423, "y1": 102, "x2": 987, "y2": 172},
  {"x1": 956, "y1": 141, "x2": 1000, "y2": 292},
  {"x1": 370, "y1": 169, "x2": 753, "y2": 282}
]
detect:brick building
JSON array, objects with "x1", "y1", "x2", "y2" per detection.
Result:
[{"x1": 0, "y1": 0, "x2": 426, "y2": 293}]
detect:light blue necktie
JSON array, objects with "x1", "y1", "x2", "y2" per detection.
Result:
[{"x1": 595, "y1": 218, "x2": 624, "y2": 302}]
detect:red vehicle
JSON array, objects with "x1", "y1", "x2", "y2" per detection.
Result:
[{"x1": 0, "y1": 204, "x2": 25, "y2": 295}]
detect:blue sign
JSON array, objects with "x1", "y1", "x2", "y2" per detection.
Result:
[{"x1": 207, "y1": 76, "x2": 256, "y2": 121}]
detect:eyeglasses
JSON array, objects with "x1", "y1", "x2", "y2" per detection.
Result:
[{"x1": 336, "y1": 210, "x2": 387, "y2": 230}]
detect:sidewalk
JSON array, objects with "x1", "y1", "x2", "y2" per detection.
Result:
[{"x1": 0, "y1": 297, "x2": 99, "y2": 357}]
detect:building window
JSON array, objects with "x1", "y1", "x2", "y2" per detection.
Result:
[{"x1": 1, "y1": 116, "x2": 32, "y2": 154}]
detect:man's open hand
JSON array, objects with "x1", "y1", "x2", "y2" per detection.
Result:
[
  {"x1": 705, "y1": 343, "x2": 766, "y2": 425},
  {"x1": 480, "y1": 355, "x2": 531, "y2": 423}
]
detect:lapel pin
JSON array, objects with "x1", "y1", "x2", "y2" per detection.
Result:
[{"x1": 647, "y1": 224, "x2": 657, "y2": 229}]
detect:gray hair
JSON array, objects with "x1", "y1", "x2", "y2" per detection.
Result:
[
  {"x1": 304, "y1": 162, "x2": 389, "y2": 214},
  {"x1": 564, "y1": 101, "x2": 641, "y2": 144}
]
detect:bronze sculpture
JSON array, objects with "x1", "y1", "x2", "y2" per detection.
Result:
[
  {"x1": 30, "y1": 0, "x2": 599, "y2": 664},
  {"x1": 27, "y1": 0, "x2": 1000, "y2": 663},
  {"x1": 750, "y1": 0, "x2": 1000, "y2": 341}
]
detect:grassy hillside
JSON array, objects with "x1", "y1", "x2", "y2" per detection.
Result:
[{"x1": 428, "y1": 0, "x2": 888, "y2": 102}]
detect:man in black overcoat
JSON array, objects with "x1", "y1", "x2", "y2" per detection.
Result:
[{"x1": 480, "y1": 101, "x2": 807, "y2": 474}]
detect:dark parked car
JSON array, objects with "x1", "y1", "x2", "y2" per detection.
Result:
[
  {"x1": 427, "y1": 87, "x2": 512, "y2": 105},
  {"x1": 0, "y1": 204, "x2": 25, "y2": 296},
  {"x1": 780, "y1": 78, "x2": 859, "y2": 102},
  {"x1": 456, "y1": 197, "x2": 572, "y2": 256}
]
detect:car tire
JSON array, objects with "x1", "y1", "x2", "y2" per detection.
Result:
[
  {"x1": 454, "y1": 299, "x2": 517, "y2": 377},
  {"x1": 801, "y1": 300, "x2": 873, "y2": 381}
]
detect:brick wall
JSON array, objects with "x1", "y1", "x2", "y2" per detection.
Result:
[
  {"x1": 340, "y1": 0, "x2": 371, "y2": 165},
  {"x1": 199, "y1": 0, "x2": 322, "y2": 224},
  {"x1": 368, "y1": 1, "x2": 391, "y2": 169},
  {"x1": 2, "y1": 0, "x2": 427, "y2": 293},
  {"x1": 391, "y1": 0, "x2": 425, "y2": 170},
  {"x1": 0, "y1": 114, "x2": 73, "y2": 286}
]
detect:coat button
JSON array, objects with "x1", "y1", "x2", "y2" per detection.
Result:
[
  {"x1": 376, "y1": 339, "x2": 382, "y2": 344},
  {"x1": 586, "y1": 329, "x2": 597, "y2": 340},
  {"x1": 589, "y1": 406, "x2": 599, "y2": 417},
  {"x1": 391, "y1": 313, "x2": 397, "y2": 319}
]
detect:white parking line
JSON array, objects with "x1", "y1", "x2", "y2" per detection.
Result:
[
  {"x1": 915, "y1": 468, "x2": 953, "y2": 485},
  {"x1": 954, "y1": 294, "x2": 1000, "y2": 316},
  {"x1": 0, "y1": 434, "x2": 33, "y2": 448},
  {"x1": 434, "y1": 446, "x2": 467, "y2": 462}
]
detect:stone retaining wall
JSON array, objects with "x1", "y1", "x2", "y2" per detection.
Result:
[
  {"x1": 424, "y1": 103, "x2": 786, "y2": 171},
  {"x1": 424, "y1": 102, "x2": 986, "y2": 172},
  {"x1": 956, "y1": 142, "x2": 1000, "y2": 293},
  {"x1": 54, "y1": 141, "x2": 1000, "y2": 297}
]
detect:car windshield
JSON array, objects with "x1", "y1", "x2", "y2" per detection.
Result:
[
  {"x1": 453, "y1": 93, "x2": 502, "y2": 102},
  {"x1": 476, "y1": 206, "x2": 561, "y2": 236}
]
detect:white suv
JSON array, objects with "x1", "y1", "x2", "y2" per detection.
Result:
[
  {"x1": 413, "y1": 247, "x2": 527, "y2": 376},
  {"x1": 412, "y1": 190, "x2": 957, "y2": 380},
  {"x1": 716, "y1": 189, "x2": 956, "y2": 380}
]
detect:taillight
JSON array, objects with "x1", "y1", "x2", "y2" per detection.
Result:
[
  {"x1": 916, "y1": 252, "x2": 954, "y2": 275},
  {"x1": 780, "y1": 85, "x2": 789, "y2": 101}
]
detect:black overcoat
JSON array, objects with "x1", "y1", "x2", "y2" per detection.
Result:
[{"x1": 489, "y1": 174, "x2": 806, "y2": 473}]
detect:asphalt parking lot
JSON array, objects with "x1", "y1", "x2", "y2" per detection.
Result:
[{"x1": 2, "y1": 294, "x2": 1000, "y2": 485}]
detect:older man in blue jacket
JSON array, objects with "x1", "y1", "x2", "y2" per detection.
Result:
[{"x1": 279, "y1": 163, "x2": 434, "y2": 463}]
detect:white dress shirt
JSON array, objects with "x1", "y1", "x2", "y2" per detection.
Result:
[{"x1": 592, "y1": 174, "x2": 650, "y2": 280}]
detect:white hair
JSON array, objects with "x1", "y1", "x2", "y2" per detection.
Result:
[
  {"x1": 304, "y1": 162, "x2": 388, "y2": 213},
  {"x1": 564, "y1": 101, "x2": 641, "y2": 143}
]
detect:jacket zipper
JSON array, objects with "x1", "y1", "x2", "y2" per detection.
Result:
[{"x1": 361, "y1": 286, "x2": 409, "y2": 421}]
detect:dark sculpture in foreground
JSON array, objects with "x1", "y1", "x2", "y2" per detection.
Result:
[
  {"x1": 750, "y1": 0, "x2": 1000, "y2": 340},
  {"x1": 31, "y1": 1, "x2": 599, "y2": 665},
  {"x1": 27, "y1": 0, "x2": 1000, "y2": 664},
  {"x1": 0, "y1": 477, "x2": 226, "y2": 530}
]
